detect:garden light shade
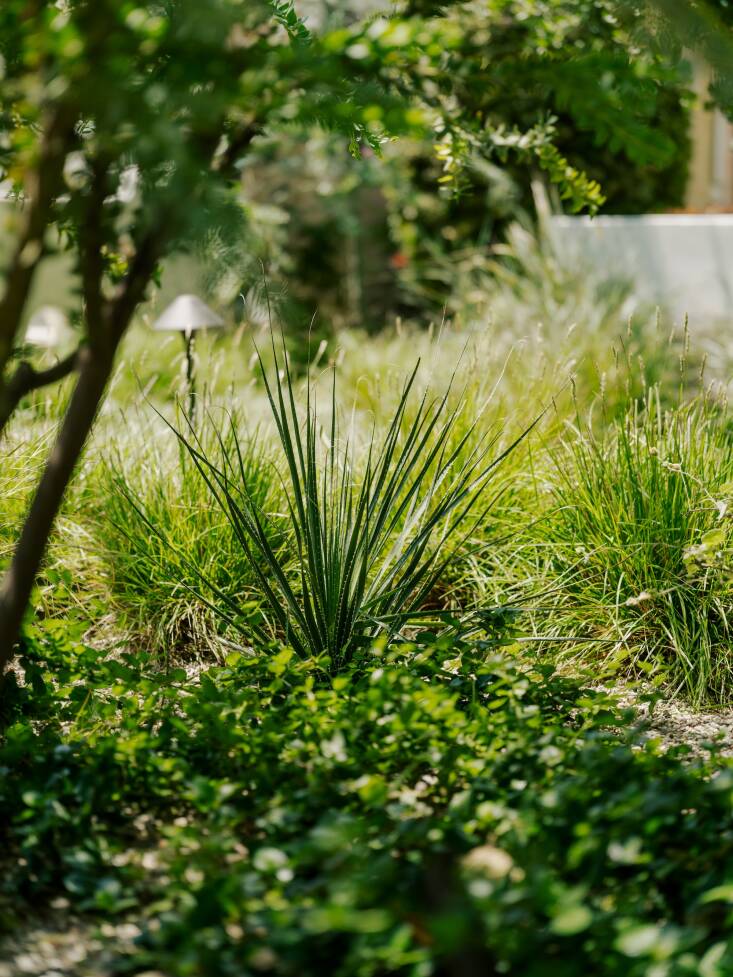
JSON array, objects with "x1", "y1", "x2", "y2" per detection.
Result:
[
  {"x1": 24, "y1": 306, "x2": 73, "y2": 349},
  {"x1": 153, "y1": 294, "x2": 224, "y2": 333},
  {"x1": 152, "y1": 294, "x2": 224, "y2": 424}
]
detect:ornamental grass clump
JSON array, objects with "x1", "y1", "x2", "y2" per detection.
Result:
[
  {"x1": 543, "y1": 385, "x2": 733, "y2": 704},
  {"x1": 173, "y1": 345, "x2": 530, "y2": 670},
  {"x1": 98, "y1": 410, "x2": 280, "y2": 653}
]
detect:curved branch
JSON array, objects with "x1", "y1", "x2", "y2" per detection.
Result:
[
  {"x1": 0, "y1": 116, "x2": 260, "y2": 664},
  {"x1": 213, "y1": 125, "x2": 259, "y2": 174},
  {"x1": 0, "y1": 347, "x2": 81, "y2": 437},
  {"x1": 80, "y1": 156, "x2": 112, "y2": 346},
  {"x1": 0, "y1": 105, "x2": 77, "y2": 380}
]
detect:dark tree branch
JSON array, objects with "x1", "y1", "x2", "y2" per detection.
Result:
[
  {"x1": 0, "y1": 344, "x2": 115, "y2": 668},
  {"x1": 108, "y1": 227, "x2": 168, "y2": 342},
  {"x1": 0, "y1": 105, "x2": 77, "y2": 381},
  {"x1": 0, "y1": 348, "x2": 81, "y2": 437},
  {"x1": 80, "y1": 157, "x2": 111, "y2": 345},
  {"x1": 0, "y1": 156, "x2": 109, "y2": 438},
  {"x1": 0, "y1": 220, "x2": 171, "y2": 663},
  {"x1": 108, "y1": 123, "x2": 250, "y2": 341},
  {"x1": 213, "y1": 125, "x2": 259, "y2": 174},
  {"x1": 0, "y1": 120, "x2": 257, "y2": 667}
]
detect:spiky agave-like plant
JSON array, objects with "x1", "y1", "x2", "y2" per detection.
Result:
[{"x1": 170, "y1": 344, "x2": 531, "y2": 671}]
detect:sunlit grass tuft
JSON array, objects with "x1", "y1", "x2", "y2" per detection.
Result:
[
  {"x1": 474, "y1": 382, "x2": 733, "y2": 705},
  {"x1": 94, "y1": 408, "x2": 281, "y2": 655}
]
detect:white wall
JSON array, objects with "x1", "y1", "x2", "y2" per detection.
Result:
[{"x1": 550, "y1": 214, "x2": 733, "y2": 321}]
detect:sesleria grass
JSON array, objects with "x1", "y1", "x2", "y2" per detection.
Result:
[
  {"x1": 169, "y1": 342, "x2": 532, "y2": 671},
  {"x1": 531, "y1": 384, "x2": 733, "y2": 704},
  {"x1": 0, "y1": 425, "x2": 100, "y2": 622},
  {"x1": 96, "y1": 408, "x2": 280, "y2": 654}
]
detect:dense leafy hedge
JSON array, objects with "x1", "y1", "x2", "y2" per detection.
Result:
[{"x1": 2, "y1": 621, "x2": 733, "y2": 975}]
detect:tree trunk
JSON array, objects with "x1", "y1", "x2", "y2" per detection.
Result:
[
  {"x1": 424, "y1": 854, "x2": 495, "y2": 977},
  {"x1": 0, "y1": 343, "x2": 115, "y2": 667},
  {"x1": 0, "y1": 106, "x2": 76, "y2": 381}
]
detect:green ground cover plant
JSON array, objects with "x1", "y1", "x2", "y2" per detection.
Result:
[{"x1": 2, "y1": 622, "x2": 733, "y2": 976}]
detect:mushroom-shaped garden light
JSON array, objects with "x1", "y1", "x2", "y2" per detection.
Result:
[
  {"x1": 153, "y1": 294, "x2": 224, "y2": 421},
  {"x1": 25, "y1": 306, "x2": 74, "y2": 350}
]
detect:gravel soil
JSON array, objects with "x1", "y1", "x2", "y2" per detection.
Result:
[
  {"x1": 626, "y1": 689, "x2": 733, "y2": 759},
  {"x1": 0, "y1": 912, "x2": 123, "y2": 977}
]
